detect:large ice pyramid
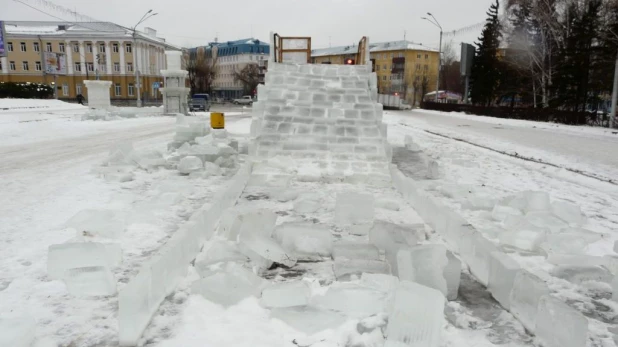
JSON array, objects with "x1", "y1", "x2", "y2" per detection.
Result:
[{"x1": 249, "y1": 62, "x2": 392, "y2": 186}]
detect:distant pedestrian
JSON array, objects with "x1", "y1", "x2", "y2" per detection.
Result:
[{"x1": 76, "y1": 93, "x2": 84, "y2": 105}]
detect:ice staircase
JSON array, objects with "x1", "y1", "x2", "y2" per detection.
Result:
[{"x1": 249, "y1": 62, "x2": 392, "y2": 186}]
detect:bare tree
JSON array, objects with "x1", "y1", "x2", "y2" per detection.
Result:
[
  {"x1": 183, "y1": 47, "x2": 217, "y2": 95},
  {"x1": 439, "y1": 40, "x2": 462, "y2": 93},
  {"x1": 233, "y1": 64, "x2": 260, "y2": 96}
]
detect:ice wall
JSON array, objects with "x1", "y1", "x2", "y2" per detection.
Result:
[{"x1": 249, "y1": 62, "x2": 390, "y2": 186}]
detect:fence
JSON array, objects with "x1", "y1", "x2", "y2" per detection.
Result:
[{"x1": 422, "y1": 102, "x2": 610, "y2": 127}]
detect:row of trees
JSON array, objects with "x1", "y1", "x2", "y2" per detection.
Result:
[
  {"x1": 469, "y1": 0, "x2": 618, "y2": 112},
  {"x1": 183, "y1": 47, "x2": 261, "y2": 97}
]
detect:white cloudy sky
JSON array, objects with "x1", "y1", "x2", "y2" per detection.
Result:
[{"x1": 4, "y1": 0, "x2": 491, "y2": 50}]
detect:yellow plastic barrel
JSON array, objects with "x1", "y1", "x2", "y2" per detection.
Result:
[{"x1": 211, "y1": 112, "x2": 225, "y2": 129}]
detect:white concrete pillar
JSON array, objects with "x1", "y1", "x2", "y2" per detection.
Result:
[
  {"x1": 135, "y1": 42, "x2": 142, "y2": 75},
  {"x1": 79, "y1": 41, "x2": 86, "y2": 75},
  {"x1": 65, "y1": 40, "x2": 74, "y2": 75},
  {"x1": 155, "y1": 47, "x2": 160, "y2": 73},
  {"x1": 105, "y1": 41, "x2": 112, "y2": 75},
  {"x1": 92, "y1": 42, "x2": 99, "y2": 74},
  {"x1": 143, "y1": 44, "x2": 149, "y2": 75},
  {"x1": 1, "y1": 57, "x2": 8, "y2": 73},
  {"x1": 119, "y1": 41, "x2": 126, "y2": 74}
]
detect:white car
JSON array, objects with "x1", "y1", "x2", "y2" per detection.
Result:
[{"x1": 233, "y1": 96, "x2": 254, "y2": 105}]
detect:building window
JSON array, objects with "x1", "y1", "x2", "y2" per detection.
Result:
[
  {"x1": 382, "y1": 64, "x2": 386, "y2": 70},
  {"x1": 0, "y1": 60, "x2": 2, "y2": 71},
  {"x1": 73, "y1": 43, "x2": 79, "y2": 52},
  {"x1": 376, "y1": 65, "x2": 380, "y2": 71},
  {"x1": 22, "y1": 61, "x2": 29, "y2": 71},
  {"x1": 99, "y1": 65, "x2": 106, "y2": 73},
  {"x1": 128, "y1": 83, "x2": 135, "y2": 96},
  {"x1": 20, "y1": 42, "x2": 26, "y2": 52},
  {"x1": 424, "y1": 64, "x2": 429, "y2": 71},
  {"x1": 35, "y1": 61, "x2": 41, "y2": 71},
  {"x1": 114, "y1": 62, "x2": 120, "y2": 72},
  {"x1": 382, "y1": 76, "x2": 386, "y2": 81},
  {"x1": 115, "y1": 84, "x2": 121, "y2": 96},
  {"x1": 113, "y1": 43, "x2": 119, "y2": 53},
  {"x1": 59, "y1": 43, "x2": 65, "y2": 52},
  {"x1": 391, "y1": 53, "x2": 394, "y2": 58},
  {"x1": 76, "y1": 84, "x2": 82, "y2": 95},
  {"x1": 33, "y1": 42, "x2": 40, "y2": 52},
  {"x1": 8, "y1": 42, "x2": 13, "y2": 52},
  {"x1": 425, "y1": 54, "x2": 429, "y2": 59},
  {"x1": 87, "y1": 62, "x2": 94, "y2": 72},
  {"x1": 416, "y1": 64, "x2": 421, "y2": 71},
  {"x1": 417, "y1": 54, "x2": 421, "y2": 59},
  {"x1": 9, "y1": 61, "x2": 16, "y2": 70},
  {"x1": 62, "y1": 83, "x2": 69, "y2": 96},
  {"x1": 99, "y1": 43, "x2": 105, "y2": 52},
  {"x1": 126, "y1": 44, "x2": 132, "y2": 53},
  {"x1": 46, "y1": 43, "x2": 52, "y2": 52},
  {"x1": 87, "y1": 44, "x2": 93, "y2": 53},
  {"x1": 75, "y1": 62, "x2": 82, "y2": 72},
  {"x1": 127, "y1": 63, "x2": 133, "y2": 72}
]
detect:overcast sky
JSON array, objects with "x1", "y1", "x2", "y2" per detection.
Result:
[{"x1": 4, "y1": 0, "x2": 492, "y2": 52}]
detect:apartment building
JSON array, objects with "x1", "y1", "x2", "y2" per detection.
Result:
[
  {"x1": 192, "y1": 38, "x2": 269, "y2": 100},
  {"x1": 0, "y1": 21, "x2": 179, "y2": 101},
  {"x1": 312, "y1": 40, "x2": 439, "y2": 104}
]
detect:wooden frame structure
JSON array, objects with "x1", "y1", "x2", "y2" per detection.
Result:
[
  {"x1": 356, "y1": 36, "x2": 368, "y2": 65},
  {"x1": 273, "y1": 34, "x2": 312, "y2": 64}
]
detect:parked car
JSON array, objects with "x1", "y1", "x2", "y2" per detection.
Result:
[
  {"x1": 233, "y1": 95, "x2": 254, "y2": 105},
  {"x1": 189, "y1": 94, "x2": 211, "y2": 112}
]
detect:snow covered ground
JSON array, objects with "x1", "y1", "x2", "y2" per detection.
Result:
[
  {"x1": 1, "y1": 100, "x2": 617, "y2": 346},
  {"x1": 0, "y1": 100, "x2": 251, "y2": 346}
]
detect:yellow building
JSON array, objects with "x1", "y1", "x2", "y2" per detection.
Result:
[
  {"x1": 0, "y1": 21, "x2": 179, "y2": 102},
  {"x1": 312, "y1": 40, "x2": 439, "y2": 105}
]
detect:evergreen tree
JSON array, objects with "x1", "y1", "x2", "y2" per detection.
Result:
[{"x1": 470, "y1": 0, "x2": 503, "y2": 106}]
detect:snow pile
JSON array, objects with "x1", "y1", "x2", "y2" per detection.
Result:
[{"x1": 81, "y1": 106, "x2": 163, "y2": 121}]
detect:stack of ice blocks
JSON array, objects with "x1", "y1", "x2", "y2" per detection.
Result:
[{"x1": 250, "y1": 62, "x2": 391, "y2": 185}]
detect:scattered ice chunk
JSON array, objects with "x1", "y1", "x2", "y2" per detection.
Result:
[
  {"x1": 536, "y1": 295, "x2": 588, "y2": 347},
  {"x1": 491, "y1": 205, "x2": 523, "y2": 222},
  {"x1": 189, "y1": 144, "x2": 220, "y2": 163},
  {"x1": 488, "y1": 251, "x2": 520, "y2": 309},
  {"x1": 426, "y1": 160, "x2": 441, "y2": 179},
  {"x1": 551, "y1": 201, "x2": 584, "y2": 225},
  {"x1": 66, "y1": 209, "x2": 126, "y2": 239},
  {"x1": 404, "y1": 135, "x2": 422, "y2": 152},
  {"x1": 376, "y1": 199, "x2": 400, "y2": 211},
  {"x1": 261, "y1": 281, "x2": 311, "y2": 308},
  {"x1": 540, "y1": 232, "x2": 599, "y2": 255},
  {"x1": 64, "y1": 266, "x2": 117, "y2": 297},
  {"x1": 312, "y1": 282, "x2": 388, "y2": 318},
  {"x1": 214, "y1": 156, "x2": 236, "y2": 169},
  {"x1": 506, "y1": 194, "x2": 528, "y2": 212},
  {"x1": 613, "y1": 275, "x2": 618, "y2": 302},
  {"x1": 194, "y1": 241, "x2": 248, "y2": 276},
  {"x1": 274, "y1": 223, "x2": 333, "y2": 260},
  {"x1": 48, "y1": 242, "x2": 122, "y2": 280},
  {"x1": 525, "y1": 211, "x2": 568, "y2": 234},
  {"x1": 219, "y1": 208, "x2": 277, "y2": 241},
  {"x1": 523, "y1": 191, "x2": 550, "y2": 212},
  {"x1": 462, "y1": 195, "x2": 496, "y2": 211},
  {"x1": 499, "y1": 222, "x2": 548, "y2": 252},
  {"x1": 360, "y1": 273, "x2": 400, "y2": 294},
  {"x1": 334, "y1": 258, "x2": 390, "y2": 280},
  {"x1": 444, "y1": 251, "x2": 461, "y2": 301},
  {"x1": 369, "y1": 220, "x2": 422, "y2": 253},
  {"x1": 459, "y1": 232, "x2": 499, "y2": 286},
  {"x1": 272, "y1": 188, "x2": 300, "y2": 202},
  {"x1": 349, "y1": 223, "x2": 372, "y2": 236},
  {"x1": 547, "y1": 254, "x2": 608, "y2": 267},
  {"x1": 332, "y1": 243, "x2": 380, "y2": 260},
  {"x1": 509, "y1": 271, "x2": 549, "y2": 333},
  {"x1": 385, "y1": 281, "x2": 445, "y2": 347},
  {"x1": 0, "y1": 314, "x2": 36, "y2": 347},
  {"x1": 191, "y1": 272, "x2": 261, "y2": 307},
  {"x1": 334, "y1": 192, "x2": 374, "y2": 226},
  {"x1": 293, "y1": 196, "x2": 321, "y2": 214},
  {"x1": 396, "y1": 245, "x2": 448, "y2": 296},
  {"x1": 195, "y1": 134, "x2": 213, "y2": 145},
  {"x1": 178, "y1": 156, "x2": 203, "y2": 175},
  {"x1": 270, "y1": 307, "x2": 348, "y2": 335},
  {"x1": 203, "y1": 162, "x2": 223, "y2": 176},
  {"x1": 107, "y1": 141, "x2": 134, "y2": 165},
  {"x1": 239, "y1": 233, "x2": 297, "y2": 269},
  {"x1": 551, "y1": 265, "x2": 612, "y2": 284}
]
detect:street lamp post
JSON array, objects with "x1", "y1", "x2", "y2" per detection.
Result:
[
  {"x1": 132, "y1": 10, "x2": 157, "y2": 107},
  {"x1": 422, "y1": 13, "x2": 443, "y2": 103}
]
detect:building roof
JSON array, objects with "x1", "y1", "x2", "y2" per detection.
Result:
[
  {"x1": 2, "y1": 21, "x2": 180, "y2": 50},
  {"x1": 191, "y1": 38, "x2": 270, "y2": 56},
  {"x1": 312, "y1": 40, "x2": 438, "y2": 57}
]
